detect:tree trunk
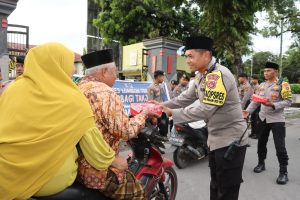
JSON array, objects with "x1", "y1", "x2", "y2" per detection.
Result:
[{"x1": 234, "y1": 53, "x2": 244, "y2": 75}]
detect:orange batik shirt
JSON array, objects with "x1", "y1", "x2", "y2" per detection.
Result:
[{"x1": 77, "y1": 76, "x2": 147, "y2": 190}]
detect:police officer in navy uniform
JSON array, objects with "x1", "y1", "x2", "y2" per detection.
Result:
[
  {"x1": 158, "y1": 36, "x2": 247, "y2": 200},
  {"x1": 244, "y1": 62, "x2": 292, "y2": 185}
]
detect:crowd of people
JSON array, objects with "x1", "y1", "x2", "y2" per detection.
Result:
[{"x1": 0, "y1": 35, "x2": 293, "y2": 200}]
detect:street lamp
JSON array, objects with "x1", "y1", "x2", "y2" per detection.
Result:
[{"x1": 279, "y1": 16, "x2": 284, "y2": 78}]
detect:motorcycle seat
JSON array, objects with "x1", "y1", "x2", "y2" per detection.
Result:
[{"x1": 30, "y1": 181, "x2": 111, "y2": 200}]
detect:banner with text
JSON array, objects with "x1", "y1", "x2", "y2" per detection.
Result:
[{"x1": 113, "y1": 80, "x2": 170, "y2": 114}]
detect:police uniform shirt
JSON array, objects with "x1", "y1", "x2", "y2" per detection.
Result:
[
  {"x1": 173, "y1": 84, "x2": 189, "y2": 98},
  {"x1": 246, "y1": 80, "x2": 292, "y2": 123},
  {"x1": 147, "y1": 83, "x2": 163, "y2": 102},
  {"x1": 252, "y1": 83, "x2": 260, "y2": 94},
  {"x1": 163, "y1": 57, "x2": 247, "y2": 151},
  {"x1": 238, "y1": 81, "x2": 253, "y2": 109}
]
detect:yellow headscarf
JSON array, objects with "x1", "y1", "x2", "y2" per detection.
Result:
[{"x1": 0, "y1": 43, "x2": 96, "y2": 199}]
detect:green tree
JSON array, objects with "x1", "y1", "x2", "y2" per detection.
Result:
[
  {"x1": 93, "y1": 0, "x2": 284, "y2": 75},
  {"x1": 282, "y1": 46, "x2": 300, "y2": 83},
  {"x1": 93, "y1": 0, "x2": 200, "y2": 45},
  {"x1": 261, "y1": 0, "x2": 300, "y2": 43},
  {"x1": 195, "y1": 0, "x2": 273, "y2": 74},
  {"x1": 243, "y1": 51, "x2": 278, "y2": 79}
]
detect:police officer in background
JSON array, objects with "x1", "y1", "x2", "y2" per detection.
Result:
[
  {"x1": 0, "y1": 56, "x2": 25, "y2": 96},
  {"x1": 157, "y1": 36, "x2": 247, "y2": 200},
  {"x1": 249, "y1": 75, "x2": 260, "y2": 139},
  {"x1": 251, "y1": 75, "x2": 260, "y2": 94},
  {"x1": 147, "y1": 70, "x2": 165, "y2": 102},
  {"x1": 238, "y1": 73, "x2": 253, "y2": 110},
  {"x1": 173, "y1": 74, "x2": 189, "y2": 98},
  {"x1": 169, "y1": 80, "x2": 178, "y2": 99},
  {"x1": 15, "y1": 56, "x2": 25, "y2": 77},
  {"x1": 244, "y1": 62, "x2": 292, "y2": 185}
]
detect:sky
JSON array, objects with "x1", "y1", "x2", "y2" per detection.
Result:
[
  {"x1": 8, "y1": 0, "x2": 87, "y2": 54},
  {"x1": 7, "y1": 0, "x2": 295, "y2": 56}
]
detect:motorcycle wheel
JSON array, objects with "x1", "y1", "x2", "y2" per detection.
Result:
[
  {"x1": 152, "y1": 167, "x2": 178, "y2": 200},
  {"x1": 173, "y1": 146, "x2": 190, "y2": 169}
]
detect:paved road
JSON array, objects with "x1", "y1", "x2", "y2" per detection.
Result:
[{"x1": 164, "y1": 117, "x2": 300, "y2": 200}]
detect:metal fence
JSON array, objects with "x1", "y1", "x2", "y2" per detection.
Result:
[{"x1": 7, "y1": 24, "x2": 29, "y2": 78}]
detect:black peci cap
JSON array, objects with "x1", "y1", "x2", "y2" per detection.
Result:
[
  {"x1": 251, "y1": 75, "x2": 259, "y2": 80},
  {"x1": 16, "y1": 56, "x2": 25, "y2": 64},
  {"x1": 185, "y1": 36, "x2": 214, "y2": 51},
  {"x1": 265, "y1": 62, "x2": 279, "y2": 70},
  {"x1": 81, "y1": 49, "x2": 114, "y2": 69},
  {"x1": 238, "y1": 73, "x2": 248, "y2": 78}
]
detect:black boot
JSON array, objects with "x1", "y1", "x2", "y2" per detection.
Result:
[
  {"x1": 277, "y1": 166, "x2": 288, "y2": 185},
  {"x1": 254, "y1": 161, "x2": 265, "y2": 173}
]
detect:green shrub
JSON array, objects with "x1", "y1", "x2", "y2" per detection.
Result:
[{"x1": 290, "y1": 84, "x2": 300, "y2": 94}]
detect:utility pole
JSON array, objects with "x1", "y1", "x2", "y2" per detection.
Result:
[
  {"x1": 0, "y1": 0, "x2": 18, "y2": 81},
  {"x1": 279, "y1": 17, "x2": 284, "y2": 78},
  {"x1": 250, "y1": 55, "x2": 253, "y2": 77}
]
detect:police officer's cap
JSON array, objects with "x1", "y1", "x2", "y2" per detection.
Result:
[
  {"x1": 16, "y1": 56, "x2": 25, "y2": 64},
  {"x1": 181, "y1": 74, "x2": 190, "y2": 81},
  {"x1": 81, "y1": 49, "x2": 114, "y2": 69},
  {"x1": 154, "y1": 70, "x2": 165, "y2": 79},
  {"x1": 171, "y1": 80, "x2": 178, "y2": 85},
  {"x1": 185, "y1": 36, "x2": 214, "y2": 51},
  {"x1": 265, "y1": 62, "x2": 279, "y2": 70},
  {"x1": 238, "y1": 73, "x2": 248, "y2": 78},
  {"x1": 251, "y1": 75, "x2": 259, "y2": 80}
]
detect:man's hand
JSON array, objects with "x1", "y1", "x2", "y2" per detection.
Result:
[
  {"x1": 148, "y1": 100, "x2": 173, "y2": 117},
  {"x1": 262, "y1": 99, "x2": 273, "y2": 107},
  {"x1": 162, "y1": 105, "x2": 172, "y2": 117},
  {"x1": 143, "y1": 107, "x2": 160, "y2": 118},
  {"x1": 242, "y1": 110, "x2": 250, "y2": 120},
  {"x1": 111, "y1": 156, "x2": 128, "y2": 171}
]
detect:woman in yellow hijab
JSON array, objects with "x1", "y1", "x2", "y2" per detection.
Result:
[{"x1": 0, "y1": 43, "x2": 115, "y2": 199}]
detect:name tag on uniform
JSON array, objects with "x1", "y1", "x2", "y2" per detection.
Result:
[{"x1": 202, "y1": 70, "x2": 227, "y2": 106}]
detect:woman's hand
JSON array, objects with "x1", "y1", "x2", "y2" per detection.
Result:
[{"x1": 111, "y1": 156, "x2": 128, "y2": 171}]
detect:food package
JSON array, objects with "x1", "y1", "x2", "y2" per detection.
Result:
[
  {"x1": 251, "y1": 94, "x2": 268, "y2": 103},
  {"x1": 130, "y1": 103, "x2": 163, "y2": 117}
]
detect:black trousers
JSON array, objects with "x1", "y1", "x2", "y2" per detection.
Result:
[
  {"x1": 257, "y1": 119, "x2": 289, "y2": 167},
  {"x1": 250, "y1": 106, "x2": 260, "y2": 136},
  {"x1": 209, "y1": 145, "x2": 247, "y2": 200}
]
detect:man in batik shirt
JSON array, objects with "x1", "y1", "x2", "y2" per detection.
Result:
[{"x1": 77, "y1": 49, "x2": 157, "y2": 200}]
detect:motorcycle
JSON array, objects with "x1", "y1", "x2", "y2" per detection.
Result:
[
  {"x1": 169, "y1": 120, "x2": 208, "y2": 169},
  {"x1": 30, "y1": 114, "x2": 177, "y2": 200}
]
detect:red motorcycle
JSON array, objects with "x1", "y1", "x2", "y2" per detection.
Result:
[
  {"x1": 30, "y1": 115, "x2": 177, "y2": 200},
  {"x1": 127, "y1": 118, "x2": 178, "y2": 199}
]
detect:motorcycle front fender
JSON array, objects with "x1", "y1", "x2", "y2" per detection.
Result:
[{"x1": 162, "y1": 158, "x2": 174, "y2": 169}]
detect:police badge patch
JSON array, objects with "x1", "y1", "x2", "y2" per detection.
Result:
[
  {"x1": 203, "y1": 70, "x2": 227, "y2": 106},
  {"x1": 207, "y1": 74, "x2": 219, "y2": 89}
]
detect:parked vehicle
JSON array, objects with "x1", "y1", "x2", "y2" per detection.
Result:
[{"x1": 169, "y1": 120, "x2": 208, "y2": 169}]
